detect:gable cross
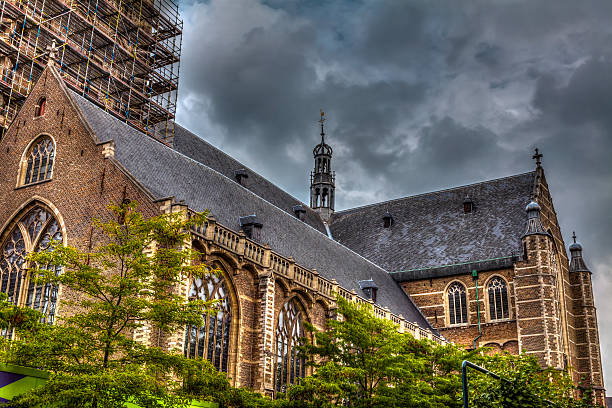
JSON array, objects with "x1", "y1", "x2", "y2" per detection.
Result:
[
  {"x1": 572, "y1": 231, "x2": 577, "y2": 244},
  {"x1": 532, "y1": 148, "x2": 543, "y2": 168}
]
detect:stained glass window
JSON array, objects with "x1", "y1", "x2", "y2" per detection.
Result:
[
  {"x1": 488, "y1": 277, "x2": 509, "y2": 321},
  {"x1": 0, "y1": 206, "x2": 62, "y2": 326},
  {"x1": 23, "y1": 137, "x2": 55, "y2": 185},
  {"x1": 448, "y1": 282, "x2": 468, "y2": 325},
  {"x1": 184, "y1": 273, "x2": 231, "y2": 373},
  {"x1": 274, "y1": 300, "x2": 305, "y2": 393}
]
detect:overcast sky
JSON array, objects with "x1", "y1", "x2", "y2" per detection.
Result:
[{"x1": 174, "y1": 0, "x2": 612, "y2": 391}]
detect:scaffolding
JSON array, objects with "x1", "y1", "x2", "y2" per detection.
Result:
[{"x1": 0, "y1": 0, "x2": 181, "y2": 139}]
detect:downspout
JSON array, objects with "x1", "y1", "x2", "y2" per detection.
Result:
[{"x1": 472, "y1": 269, "x2": 482, "y2": 350}]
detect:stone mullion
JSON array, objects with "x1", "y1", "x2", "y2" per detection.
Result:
[{"x1": 257, "y1": 272, "x2": 276, "y2": 395}]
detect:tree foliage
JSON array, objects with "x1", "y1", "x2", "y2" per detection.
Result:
[
  {"x1": 0, "y1": 203, "x2": 601, "y2": 407},
  {"x1": 282, "y1": 297, "x2": 600, "y2": 408},
  {"x1": 0, "y1": 202, "x2": 236, "y2": 407}
]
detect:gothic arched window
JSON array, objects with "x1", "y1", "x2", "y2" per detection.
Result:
[
  {"x1": 488, "y1": 277, "x2": 509, "y2": 321},
  {"x1": 0, "y1": 205, "x2": 62, "y2": 325},
  {"x1": 185, "y1": 272, "x2": 231, "y2": 373},
  {"x1": 447, "y1": 282, "x2": 468, "y2": 325},
  {"x1": 21, "y1": 136, "x2": 55, "y2": 186},
  {"x1": 274, "y1": 299, "x2": 305, "y2": 393}
]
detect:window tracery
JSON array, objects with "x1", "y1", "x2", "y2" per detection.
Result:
[
  {"x1": 487, "y1": 277, "x2": 509, "y2": 321},
  {"x1": 0, "y1": 206, "x2": 62, "y2": 325},
  {"x1": 22, "y1": 137, "x2": 55, "y2": 185},
  {"x1": 184, "y1": 272, "x2": 231, "y2": 373},
  {"x1": 447, "y1": 282, "x2": 468, "y2": 325},
  {"x1": 274, "y1": 299, "x2": 305, "y2": 393}
]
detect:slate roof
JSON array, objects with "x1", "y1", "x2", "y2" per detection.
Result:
[
  {"x1": 329, "y1": 172, "x2": 536, "y2": 279},
  {"x1": 156, "y1": 122, "x2": 327, "y2": 235},
  {"x1": 69, "y1": 90, "x2": 433, "y2": 330}
]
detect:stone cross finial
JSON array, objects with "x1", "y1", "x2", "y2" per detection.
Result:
[
  {"x1": 573, "y1": 231, "x2": 577, "y2": 243},
  {"x1": 532, "y1": 148, "x2": 543, "y2": 167},
  {"x1": 46, "y1": 40, "x2": 59, "y2": 64}
]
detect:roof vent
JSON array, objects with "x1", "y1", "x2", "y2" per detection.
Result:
[
  {"x1": 292, "y1": 204, "x2": 307, "y2": 220},
  {"x1": 382, "y1": 212, "x2": 393, "y2": 228},
  {"x1": 463, "y1": 195, "x2": 474, "y2": 213},
  {"x1": 358, "y1": 279, "x2": 378, "y2": 303},
  {"x1": 234, "y1": 169, "x2": 248, "y2": 185},
  {"x1": 239, "y1": 214, "x2": 262, "y2": 240}
]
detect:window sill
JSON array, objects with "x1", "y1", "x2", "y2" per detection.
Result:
[
  {"x1": 485, "y1": 318, "x2": 514, "y2": 324},
  {"x1": 446, "y1": 323, "x2": 470, "y2": 328},
  {"x1": 15, "y1": 178, "x2": 52, "y2": 190}
]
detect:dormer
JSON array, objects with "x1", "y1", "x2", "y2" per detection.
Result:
[
  {"x1": 239, "y1": 214, "x2": 262, "y2": 241},
  {"x1": 292, "y1": 204, "x2": 307, "y2": 220},
  {"x1": 383, "y1": 211, "x2": 393, "y2": 228},
  {"x1": 234, "y1": 169, "x2": 248, "y2": 185},
  {"x1": 358, "y1": 279, "x2": 378, "y2": 303}
]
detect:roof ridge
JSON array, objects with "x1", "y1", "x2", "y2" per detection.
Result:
[
  {"x1": 171, "y1": 122, "x2": 317, "y2": 213},
  {"x1": 334, "y1": 171, "x2": 536, "y2": 215},
  {"x1": 74, "y1": 96, "x2": 391, "y2": 273}
]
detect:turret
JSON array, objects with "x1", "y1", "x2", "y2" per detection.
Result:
[
  {"x1": 569, "y1": 232, "x2": 590, "y2": 273},
  {"x1": 310, "y1": 111, "x2": 335, "y2": 222},
  {"x1": 568, "y1": 232, "x2": 604, "y2": 401}
]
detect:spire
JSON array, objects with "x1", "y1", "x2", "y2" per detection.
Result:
[
  {"x1": 522, "y1": 201, "x2": 550, "y2": 237},
  {"x1": 313, "y1": 110, "x2": 332, "y2": 157},
  {"x1": 310, "y1": 110, "x2": 335, "y2": 221},
  {"x1": 569, "y1": 232, "x2": 590, "y2": 273},
  {"x1": 532, "y1": 147, "x2": 543, "y2": 168},
  {"x1": 319, "y1": 109, "x2": 326, "y2": 144}
]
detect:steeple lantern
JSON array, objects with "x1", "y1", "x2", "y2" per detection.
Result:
[{"x1": 310, "y1": 111, "x2": 336, "y2": 222}]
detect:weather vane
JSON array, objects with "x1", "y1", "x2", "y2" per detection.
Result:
[{"x1": 319, "y1": 109, "x2": 326, "y2": 136}]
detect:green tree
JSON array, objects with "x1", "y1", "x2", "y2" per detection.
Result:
[
  {"x1": 467, "y1": 352, "x2": 598, "y2": 408},
  {"x1": 286, "y1": 296, "x2": 600, "y2": 408},
  {"x1": 286, "y1": 296, "x2": 473, "y2": 408},
  {"x1": 0, "y1": 202, "x2": 229, "y2": 407}
]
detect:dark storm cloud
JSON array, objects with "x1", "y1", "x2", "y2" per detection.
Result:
[{"x1": 176, "y1": 0, "x2": 612, "y2": 388}]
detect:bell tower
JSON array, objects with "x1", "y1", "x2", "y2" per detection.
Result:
[{"x1": 310, "y1": 111, "x2": 335, "y2": 222}]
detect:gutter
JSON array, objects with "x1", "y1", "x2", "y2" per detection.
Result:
[{"x1": 390, "y1": 255, "x2": 518, "y2": 282}]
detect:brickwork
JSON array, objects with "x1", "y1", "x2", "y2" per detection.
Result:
[
  {"x1": 402, "y1": 268, "x2": 517, "y2": 349},
  {"x1": 0, "y1": 66, "x2": 342, "y2": 393},
  {"x1": 401, "y1": 168, "x2": 605, "y2": 406},
  {"x1": 0, "y1": 66, "x2": 162, "y2": 324},
  {"x1": 0, "y1": 65, "x2": 603, "y2": 404}
]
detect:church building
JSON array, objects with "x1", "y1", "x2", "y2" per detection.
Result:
[{"x1": 0, "y1": 53, "x2": 605, "y2": 405}]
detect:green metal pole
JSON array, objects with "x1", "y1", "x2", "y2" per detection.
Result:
[{"x1": 472, "y1": 269, "x2": 482, "y2": 350}]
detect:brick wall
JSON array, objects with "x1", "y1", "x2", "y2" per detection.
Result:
[{"x1": 402, "y1": 268, "x2": 518, "y2": 349}]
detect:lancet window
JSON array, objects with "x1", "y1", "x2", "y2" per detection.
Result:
[
  {"x1": 185, "y1": 272, "x2": 232, "y2": 373},
  {"x1": 35, "y1": 97, "x2": 46, "y2": 117},
  {"x1": 22, "y1": 136, "x2": 55, "y2": 186},
  {"x1": 274, "y1": 299, "x2": 306, "y2": 393},
  {"x1": 488, "y1": 277, "x2": 509, "y2": 321},
  {"x1": 0, "y1": 206, "x2": 62, "y2": 325},
  {"x1": 447, "y1": 282, "x2": 468, "y2": 325}
]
